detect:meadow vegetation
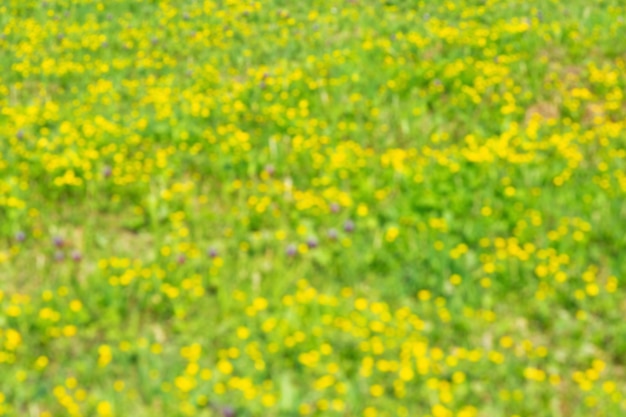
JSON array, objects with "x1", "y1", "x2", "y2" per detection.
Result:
[{"x1": 1, "y1": 0, "x2": 626, "y2": 416}]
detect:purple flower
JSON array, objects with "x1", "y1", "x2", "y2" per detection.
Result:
[
  {"x1": 207, "y1": 247, "x2": 218, "y2": 259},
  {"x1": 71, "y1": 250, "x2": 82, "y2": 262},
  {"x1": 53, "y1": 236, "x2": 64, "y2": 248},
  {"x1": 102, "y1": 166, "x2": 112, "y2": 178},
  {"x1": 221, "y1": 406, "x2": 236, "y2": 417},
  {"x1": 16, "y1": 130, "x2": 24, "y2": 140},
  {"x1": 15, "y1": 231, "x2": 26, "y2": 242},
  {"x1": 330, "y1": 202, "x2": 340, "y2": 213},
  {"x1": 306, "y1": 237, "x2": 318, "y2": 249},
  {"x1": 286, "y1": 244, "x2": 297, "y2": 257},
  {"x1": 177, "y1": 254, "x2": 186, "y2": 265},
  {"x1": 343, "y1": 220, "x2": 355, "y2": 233},
  {"x1": 264, "y1": 164, "x2": 275, "y2": 176},
  {"x1": 327, "y1": 228, "x2": 338, "y2": 241},
  {"x1": 54, "y1": 251, "x2": 65, "y2": 262}
]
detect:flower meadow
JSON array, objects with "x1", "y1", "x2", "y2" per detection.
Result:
[{"x1": 1, "y1": 0, "x2": 626, "y2": 416}]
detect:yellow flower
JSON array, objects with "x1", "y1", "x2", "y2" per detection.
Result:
[
  {"x1": 174, "y1": 376, "x2": 196, "y2": 393},
  {"x1": 385, "y1": 226, "x2": 399, "y2": 242},
  {"x1": 97, "y1": 401, "x2": 112, "y2": 416},
  {"x1": 369, "y1": 384, "x2": 384, "y2": 397},
  {"x1": 217, "y1": 359, "x2": 233, "y2": 375}
]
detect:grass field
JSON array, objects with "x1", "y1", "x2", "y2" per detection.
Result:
[{"x1": 1, "y1": 0, "x2": 626, "y2": 416}]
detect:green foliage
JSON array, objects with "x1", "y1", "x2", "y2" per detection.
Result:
[{"x1": 0, "y1": 0, "x2": 625, "y2": 416}]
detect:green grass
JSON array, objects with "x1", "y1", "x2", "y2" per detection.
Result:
[{"x1": 1, "y1": 0, "x2": 626, "y2": 416}]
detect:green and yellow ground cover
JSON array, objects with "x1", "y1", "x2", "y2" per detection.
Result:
[{"x1": 1, "y1": 0, "x2": 626, "y2": 416}]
